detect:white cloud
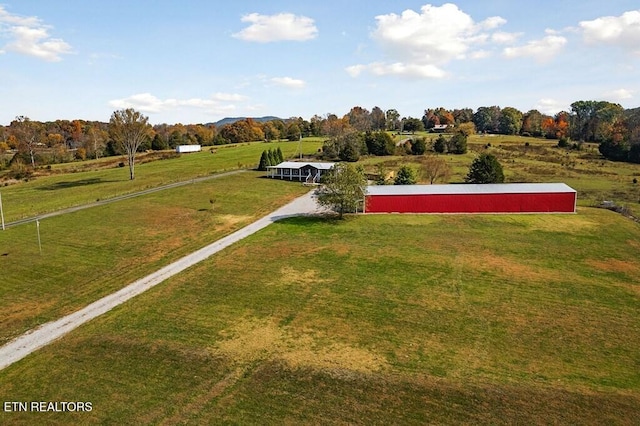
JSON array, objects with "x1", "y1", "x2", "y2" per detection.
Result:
[
  {"x1": 603, "y1": 88, "x2": 634, "y2": 101},
  {"x1": 503, "y1": 35, "x2": 567, "y2": 62},
  {"x1": 580, "y1": 10, "x2": 640, "y2": 54},
  {"x1": 535, "y1": 98, "x2": 568, "y2": 115},
  {"x1": 491, "y1": 31, "x2": 523, "y2": 44},
  {"x1": 0, "y1": 6, "x2": 72, "y2": 61},
  {"x1": 108, "y1": 93, "x2": 246, "y2": 115},
  {"x1": 346, "y1": 62, "x2": 446, "y2": 79},
  {"x1": 478, "y1": 16, "x2": 507, "y2": 30},
  {"x1": 270, "y1": 76, "x2": 306, "y2": 89},
  {"x1": 233, "y1": 13, "x2": 318, "y2": 42},
  {"x1": 347, "y1": 3, "x2": 506, "y2": 79}
]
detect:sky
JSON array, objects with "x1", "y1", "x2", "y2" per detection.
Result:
[{"x1": 1, "y1": 0, "x2": 639, "y2": 125}]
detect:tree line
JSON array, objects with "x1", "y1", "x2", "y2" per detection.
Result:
[{"x1": 2, "y1": 100, "x2": 640, "y2": 174}]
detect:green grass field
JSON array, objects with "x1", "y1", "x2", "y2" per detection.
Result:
[
  {"x1": 1, "y1": 134, "x2": 639, "y2": 423},
  {"x1": 0, "y1": 139, "x2": 322, "y2": 222},
  {"x1": 1, "y1": 209, "x2": 638, "y2": 424},
  {"x1": 0, "y1": 171, "x2": 309, "y2": 344}
]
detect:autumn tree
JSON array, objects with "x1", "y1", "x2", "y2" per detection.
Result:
[
  {"x1": 108, "y1": 108, "x2": 152, "y2": 180},
  {"x1": 262, "y1": 121, "x2": 280, "y2": 141},
  {"x1": 370, "y1": 106, "x2": 386, "y2": 130},
  {"x1": 316, "y1": 163, "x2": 367, "y2": 219},
  {"x1": 10, "y1": 116, "x2": 42, "y2": 167},
  {"x1": 345, "y1": 106, "x2": 372, "y2": 131},
  {"x1": 542, "y1": 112, "x2": 570, "y2": 140},
  {"x1": 453, "y1": 108, "x2": 474, "y2": 124},
  {"x1": 421, "y1": 154, "x2": 451, "y2": 184},
  {"x1": 422, "y1": 109, "x2": 440, "y2": 129},
  {"x1": 322, "y1": 114, "x2": 350, "y2": 137}
]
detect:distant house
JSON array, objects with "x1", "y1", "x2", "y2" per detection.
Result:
[
  {"x1": 267, "y1": 161, "x2": 335, "y2": 183},
  {"x1": 431, "y1": 124, "x2": 450, "y2": 133}
]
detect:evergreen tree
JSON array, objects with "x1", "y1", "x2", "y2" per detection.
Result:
[
  {"x1": 268, "y1": 149, "x2": 277, "y2": 166},
  {"x1": 449, "y1": 134, "x2": 468, "y2": 154},
  {"x1": 258, "y1": 150, "x2": 269, "y2": 171},
  {"x1": 394, "y1": 165, "x2": 417, "y2": 185},
  {"x1": 276, "y1": 146, "x2": 284, "y2": 162},
  {"x1": 466, "y1": 153, "x2": 505, "y2": 183},
  {"x1": 433, "y1": 135, "x2": 447, "y2": 153},
  {"x1": 411, "y1": 137, "x2": 427, "y2": 155},
  {"x1": 151, "y1": 134, "x2": 168, "y2": 151}
]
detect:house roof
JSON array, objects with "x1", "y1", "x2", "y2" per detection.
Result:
[
  {"x1": 366, "y1": 183, "x2": 576, "y2": 196},
  {"x1": 267, "y1": 161, "x2": 335, "y2": 170}
]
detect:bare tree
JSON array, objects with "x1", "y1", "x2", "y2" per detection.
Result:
[
  {"x1": 108, "y1": 109, "x2": 152, "y2": 180},
  {"x1": 11, "y1": 116, "x2": 42, "y2": 168},
  {"x1": 86, "y1": 125, "x2": 108, "y2": 159},
  {"x1": 421, "y1": 154, "x2": 451, "y2": 184}
]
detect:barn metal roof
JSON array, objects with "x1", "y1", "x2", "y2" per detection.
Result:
[
  {"x1": 267, "y1": 162, "x2": 335, "y2": 170},
  {"x1": 366, "y1": 183, "x2": 576, "y2": 196}
]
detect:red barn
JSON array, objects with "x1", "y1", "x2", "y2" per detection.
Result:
[{"x1": 365, "y1": 183, "x2": 576, "y2": 214}]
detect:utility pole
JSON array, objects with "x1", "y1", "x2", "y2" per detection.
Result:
[
  {"x1": 36, "y1": 219, "x2": 42, "y2": 254},
  {"x1": 0, "y1": 191, "x2": 5, "y2": 231}
]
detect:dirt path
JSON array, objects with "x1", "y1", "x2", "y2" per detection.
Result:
[
  {"x1": 4, "y1": 169, "x2": 246, "y2": 228},
  {"x1": 0, "y1": 190, "x2": 329, "y2": 370}
]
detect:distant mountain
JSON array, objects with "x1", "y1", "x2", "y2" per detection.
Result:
[{"x1": 209, "y1": 116, "x2": 282, "y2": 127}]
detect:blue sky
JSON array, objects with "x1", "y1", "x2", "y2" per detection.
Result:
[{"x1": 1, "y1": 1, "x2": 639, "y2": 125}]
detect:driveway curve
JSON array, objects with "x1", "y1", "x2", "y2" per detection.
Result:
[{"x1": 0, "y1": 189, "x2": 329, "y2": 371}]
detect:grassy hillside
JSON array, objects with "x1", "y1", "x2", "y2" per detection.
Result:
[
  {"x1": 0, "y1": 172, "x2": 309, "y2": 344},
  {"x1": 1, "y1": 209, "x2": 638, "y2": 424}
]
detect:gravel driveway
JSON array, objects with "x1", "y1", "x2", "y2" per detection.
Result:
[{"x1": 0, "y1": 189, "x2": 328, "y2": 370}]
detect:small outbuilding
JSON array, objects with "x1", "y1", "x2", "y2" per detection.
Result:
[
  {"x1": 176, "y1": 144, "x2": 201, "y2": 153},
  {"x1": 365, "y1": 183, "x2": 577, "y2": 214},
  {"x1": 267, "y1": 161, "x2": 335, "y2": 183}
]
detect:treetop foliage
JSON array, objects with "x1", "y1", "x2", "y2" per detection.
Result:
[{"x1": 316, "y1": 163, "x2": 367, "y2": 218}]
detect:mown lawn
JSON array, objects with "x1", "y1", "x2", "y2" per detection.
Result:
[
  {"x1": 1, "y1": 208, "x2": 638, "y2": 424},
  {"x1": 0, "y1": 171, "x2": 309, "y2": 344},
  {"x1": 0, "y1": 139, "x2": 321, "y2": 221}
]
